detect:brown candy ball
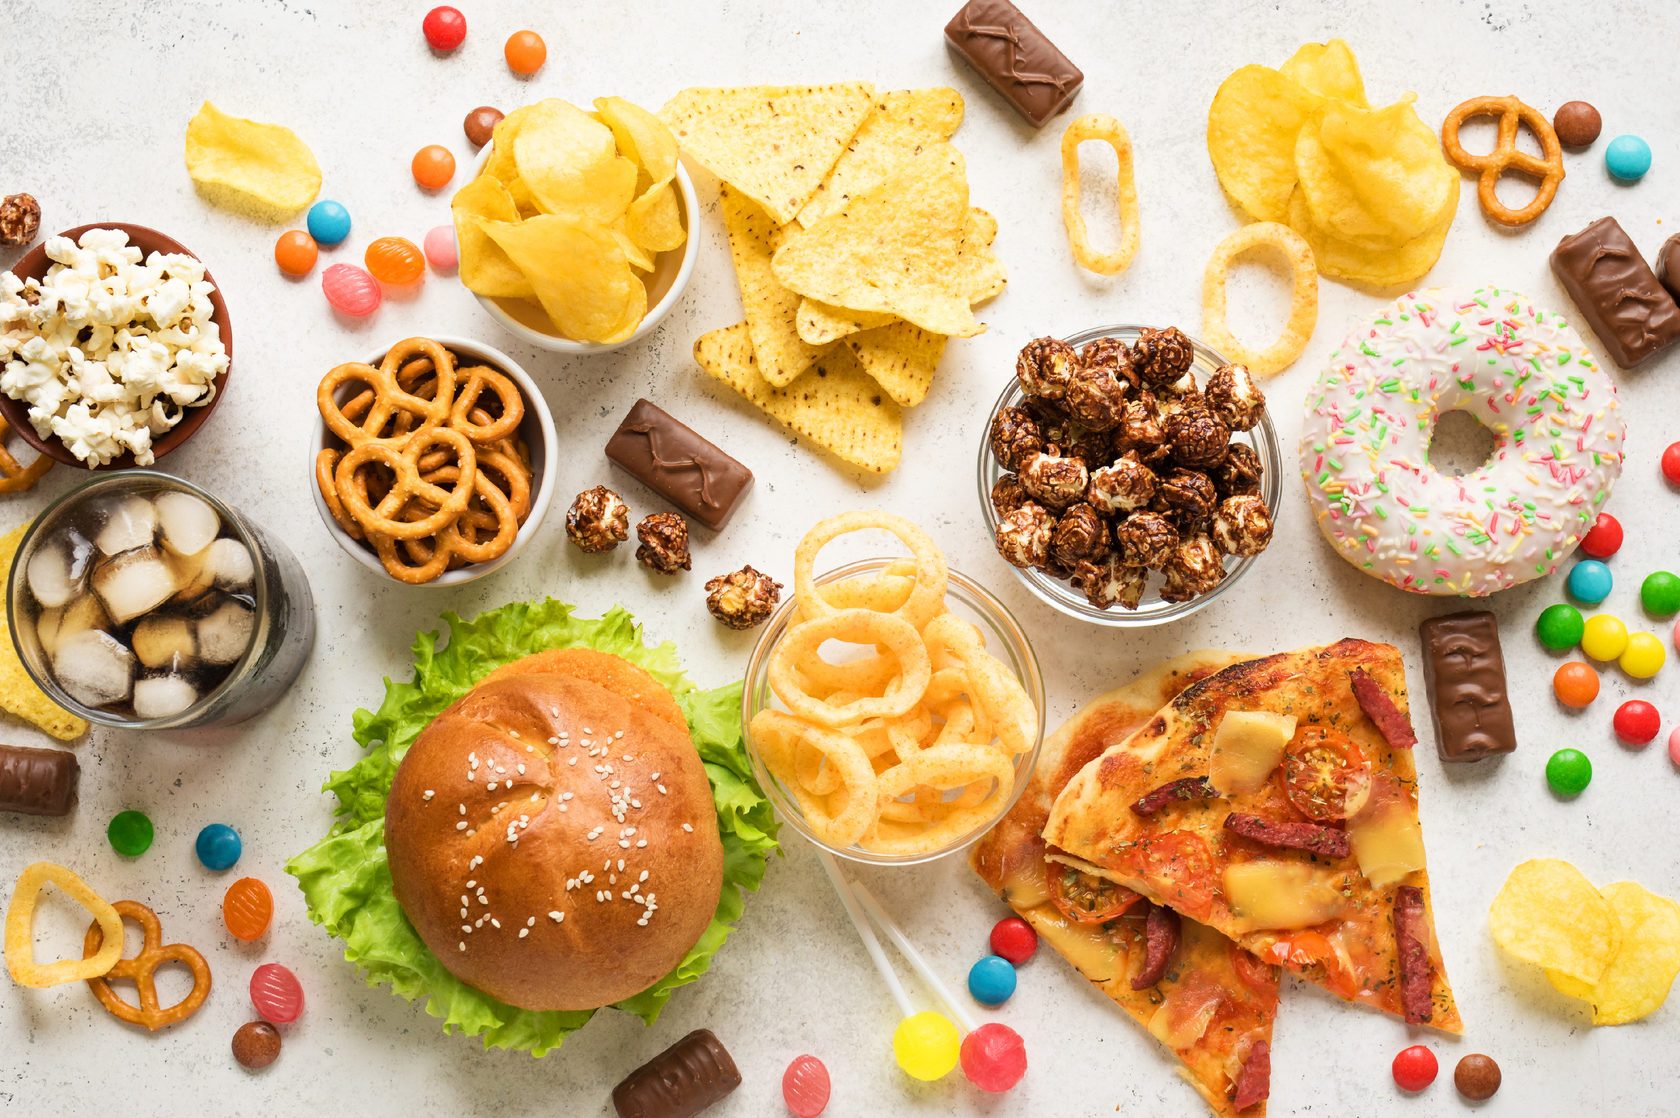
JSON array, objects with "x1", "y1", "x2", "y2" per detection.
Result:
[
  {"x1": 232, "y1": 1021, "x2": 282, "y2": 1070},
  {"x1": 1553, "y1": 101, "x2": 1601, "y2": 148},
  {"x1": 464, "y1": 105, "x2": 506, "y2": 148},
  {"x1": 1453, "y1": 1053, "x2": 1501, "y2": 1101}
]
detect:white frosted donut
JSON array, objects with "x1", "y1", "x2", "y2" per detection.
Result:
[{"x1": 1300, "y1": 286, "x2": 1624, "y2": 596}]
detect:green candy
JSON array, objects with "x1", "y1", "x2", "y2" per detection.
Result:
[
  {"x1": 1535, "y1": 603, "x2": 1585, "y2": 650},
  {"x1": 107, "y1": 810, "x2": 154, "y2": 857},
  {"x1": 1640, "y1": 571, "x2": 1680, "y2": 617},
  {"x1": 1545, "y1": 748, "x2": 1592, "y2": 796}
]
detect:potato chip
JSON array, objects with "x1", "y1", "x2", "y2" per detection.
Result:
[
  {"x1": 1545, "y1": 881, "x2": 1680, "y2": 1025},
  {"x1": 846, "y1": 321, "x2": 947, "y2": 408},
  {"x1": 1278, "y1": 39, "x2": 1368, "y2": 106},
  {"x1": 482, "y1": 215, "x2": 644, "y2": 344},
  {"x1": 796, "y1": 87, "x2": 965, "y2": 226},
  {"x1": 1489, "y1": 858, "x2": 1620, "y2": 985},
  {"x1": 624, "y1": 181, "x2": 686, "y2": 253},
  {"x1": 1285, "y1": 179, "x2": 1457, "y2": 287},
  {"x1": 0, "y1": 525, "x2": 86, "y2": 741},
  {"x1": 608, "y1": 222, "x2": 656, "y2": 272},
  {"x1": 451, "y1": 176, "x2": 536, "y2": 299},
  {"x1": 694, "y1": 323, "x2": 902, "y2": 473},
  {"x1": 512, "y1": 100, "x2": 638, "y2": 226},
  {"x1": 1207, "y1": 66, "x2": 1323, "y2": 223},
  {"x1": 592, "y1": 96, "x2": 679, "y2": 190},
  {"x1": 659, "y1": 84, "x2": 875, "y2": 224},
  {"x1": 720, "y1": 187, "x2": 831, "y2": 386},
  {"x1": 184, "y1": 101, "x2": 321, "y2": 218},
  {"x1": 1200, "y1": 221, "x2": 1319, "y2": 377},
  {"x1": 1296, "y1": 97, "x2": 1458, "y2": 246},
  {"x1": 773, "y1": 144, "x2": 979, "y2": 337},
  {"x1": 1060, "y1": 114, "x2": 1142, "y2": 276}
]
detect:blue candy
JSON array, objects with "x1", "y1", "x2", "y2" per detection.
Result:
[
  {"x1": 1605, "y1": 135, "x2": 1652, "y2": 182},
  {"x1": 967, "y1": 954, "x2": 1017, "y2": 1007},
  {"x1": 1566, "y1": 559, "x2": 1613, "y2": 606},
  {"x1": 195, "y1": 822, "x2": 242, "y2": 871},
  {"x1": 306, "y1": 200, "x2": 352, "y2": 246}
]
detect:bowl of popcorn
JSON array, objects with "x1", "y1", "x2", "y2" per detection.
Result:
[
  {"x1": 978, "y1": 325, "x2": 1282, "y2": 627},
  {"x1": 0, "y1": 224, "x2": 232, "y2": 470}
]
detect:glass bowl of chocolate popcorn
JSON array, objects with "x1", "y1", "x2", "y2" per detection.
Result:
[{"x1": 978, "y1": 325, "x2": 1282, "y2": 626}]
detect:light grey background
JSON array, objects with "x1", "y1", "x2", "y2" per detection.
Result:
[{"x1": 2, "y1": 1, "x2": 1677, "y2": 1114}]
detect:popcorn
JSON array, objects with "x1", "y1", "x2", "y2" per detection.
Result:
[{"x1": 0, "y1": 228, "x2": 227, "y2": 467}]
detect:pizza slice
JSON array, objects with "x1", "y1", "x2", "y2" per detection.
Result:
[
  {"x1": 972, "y1": 651, "x2": 1279, "y2": 1118},
  {"x1": 1043, "y1": 639, "x2": 1462, "y2": 1033}
]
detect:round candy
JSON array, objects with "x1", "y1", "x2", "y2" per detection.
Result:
[
  {"x1": 107, "y1": 810, "x2": 154, "y2": 857},
  {"x1": 960, "y1": 1022, "x2": 1027, "y2": 1093},
  {"x1": 423, "y1": 226, "x2": 458, "y2": 273},
  {"x1": 1612, "y1": 700, "x2": 1661, "y2": 746},
  {"x1": 421, "y1": 5, "x2": 466, "y2": 52},
  {"x1": 990, "y1": 916, "x2": 1037, "y2": 965},
  {"x1": 505, "y1": 29, "x2": 547, "y2": 75},
  {"x1": 232, "y1": 1020, "x2": 282, "y2": 1071},
  {"x1": 1553, "y1": 101, "x2": 1602, "y2": 149},
  {"x1": 892, "y1": 1011, "x2": 960, "y2": 1082},
  {"x1": 781, "y1": 1054, "x2": 831, "y2": 1118},
  {"x1": 1546, "y1": 748, "x2": 1593, "y2": 796},
  {"x1": 273, "y1": 230, "x2": 318, "y2": 277},
  {"x1": 322, "y1": 264, "x2": 382, "y2": 317},
  {"x1": 1454, "y1": 1053, "x2": 1501, "y2": 1101},
  {"x1": 1581, "y1": 614, "x2": 1629, "y2": 662},
  {"x1": 365, "y1": 236, "x2": 425, "y2": 285},
  {"x1": 250, "y1": 962, "x2": 304, "y2": 1024},
  {"x1": 224, "y1": 877, "x2": 275, "y2": 941},
  {"x1": 1566, "y1": 559, "x2": 1613, "y2": 606},
  {"x1": 1620, "y1": 631, "x2": 1666, "y2": 679},
  {"x1": 1579, "y1": 512, "x2": 1623, "y2": 558},
  {"x1": 967, "y1": 955, "x2": 1017, "y2": 1006},
  {"x1": 196, "y1": 822, "x2": 242, "y2": 871},
  {"x1": 464, "y1": 105, "x2": 504, "y2": 148},
  {"x1": 1641, "y1": 571, "x2": 1680, "y2": 617},
  {"x1": 306, "y1": 199, "x2": 351, "y2": 246},
  {"x1": 1669, "y1": 727, "x2": 1680, "y2": 766},
  {"x1": 1605, "y1": 135, "x2": 1652, "y2": 182},
  {"x1": 1664, "y1": 442, "x2": 1680, "y2": 486},
  {"x1": 1391, "y1": 1044, "x2": 1438, "y2": 1092},
  {"x1": 1536, "y1": 603, "x2": 1585, "y2": 651},
  {"x1": 1552, "y1": 661, "x2": 1599, "y2": 708},
  {"x1": 411, "y1": 145, "x2": 456, "y2": 190}
]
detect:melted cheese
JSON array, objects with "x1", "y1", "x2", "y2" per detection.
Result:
[
  {"x1": 1147, "y1": 980, "x2": 1224, "y2": 1049},
  {"x1": 1208, "y1": 711, "x2": 1297, "y2": 795},
  {"x1": 1224, "y1": 861, "x2": 1348, "y2": 931},
  {"x1": 1348, "y1": 802, "x2": 1426, "y2": 888}
]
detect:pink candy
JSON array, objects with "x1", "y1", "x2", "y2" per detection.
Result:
[
  {"x1": 1670, "y1": 727, "x2": 1680, "y2": 767},
  {"x1": 960, "y1": 1022, "x2": 1027, "y2": 1093},
  {"x1": 781, "y1": 1054, "x2": 830, "y2": 1117},
  {"x1": 250, "y1": 962, "x2": 305, "y2": 1024},
  {"x1": 321, "y1": 263, "x2": 382, "y2": 317},
  {"x1": 423, "y1": 225, "x2": 458, "y2": 272}
]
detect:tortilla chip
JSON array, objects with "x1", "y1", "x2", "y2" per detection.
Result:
[
  {"x1": 720, "y1": 186, "x2": 831, "y2": 386},
  {"x1": 658, "y1": 84, "x2": 875, "y2": 225},
  {"x1": 846, "y1": 321, "x2": 947, "y2": 408},
  {"x1": 695, "y1": 323, "x2": 901, "y2": 473},
  {"x1": 184, "y1": 102, "x2": 321, "y2": 219},
  {"x1": 796, "y1": 87, "x2": 965, "y2": 226},
  {"x1": 797, "y1": 301, "x2": 896, "y2": 346},
  {"x1": 0, "y1": 525, "x2": 87, "y2": 741}
]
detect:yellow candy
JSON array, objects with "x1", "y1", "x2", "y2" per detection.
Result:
[
  {"x1": 1581, "y1": 614, "x2": 1629, "y2": 662},
  {"x1": 1619, "y1": 632, "x2": 1666, "y2": 679},
  {"x1": 892, "y1": 1010, "x2": 961, "y2": 1081}
]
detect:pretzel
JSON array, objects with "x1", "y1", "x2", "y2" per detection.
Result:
[
  {"x1": 1441, "y1": 95, "x2": 1565, "y2": 227},
  {"x1": 449, "y1": 366, "x2": 524, "y2": 444},
  {"x1": 335, "y1": 426, "x2": 478, "y2": 540},
  {"x1": 0, "y1": 416, "x2": 52, "y2": 494},
  {"x1": 317, "y1": 337, "x2": 458, "y2": 448},
  {"x1": 82, "y1": 900, "x2": 211, "y2": 1030}
]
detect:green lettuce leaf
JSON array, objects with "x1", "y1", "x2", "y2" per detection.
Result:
[{"x1": 285, "y1": 599, "x2": 778, "y2": 1056}]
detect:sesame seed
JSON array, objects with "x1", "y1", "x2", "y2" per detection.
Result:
[
  {"x1": 568, "y1": 757, "x2": 578, "y2": 766},
  {"x1": 423, "y1": 789, "x2": 435, "y2": 801},
  {"x1": 548, "y1": 911, "x2": 564, "y2": 923},
  {"x1": 487, "y1": 781, "x2": 499, "y2": 791},
  {"x1": 466, "y1": 880, "x2": 476, "y2": 888},
  {"x1": 460, "y1": 894, "x2": 470, "y2": 906},
  {"x1": 619, "y1": 840, "x2": 630, "y2": 848},
  {"x1": 490, "y1": 918, "x2": 501, "y2": 929},
  {"x1": 636, "y1": 839, "x2": 647, "y2": 848},
  {"x1": 467, "y1": 771, "x2": 476, "y2": 782},
  {"x1": 583, "y1": 727, "x2": 593, "y2": 735},
  {"x1": 459, "y1": 942, "x2": 466, "y2": 952},
  {"x1": 517, "y1": 763, "x2": 526, "y2": 775},
  {"x1": 510, "y1": 731, "x2": 520, "y2": 739},
  {"x1": 650, "y1": 772, "x2": 661, "y2": 782},
  {"x1": 681, "y1": 823, "x2": 693, "y2": 832},
  {"x1": 518, "y1": 928, "x2": 529, "y2": 939},
  {"x1": 456, "y1": 821, "x2": 468, "y2": 831},
  {"x1": 657, "y1": 785, "x2": 668, "y2": 795},
  {"x1": 458, "y1": 804, "x2": 466, "y2": 815},
  {"x1": 617, "y1": 859, "x2": 626, "y2": 871},
  {"x1": 461, "y1": 924, "x2": 471, "y2": 933},
  {"x1": 638, "y1": 870, "x2": 649, "y2": 882},
  {"x1": 547, "y1": 736, "x2": 559, "y2": 745}
]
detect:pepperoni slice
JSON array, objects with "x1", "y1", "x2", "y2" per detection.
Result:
[
  {"x1": 1349, "y1": 669, "x2": 1418, "y2": 750},
  {"x1": 1223, "y1": 811, "x2": 1351, "y2": 858},
  {"x1": 1231, "y1": 1039, "x2": 1271, "y2": 1111},
  {"x1": 1130, "y1": 775, "x2": 1218, "y2": 817},
  {"x1": 1393, "y1": 885, "x2": 1434, "y2": 1024},
  {"x1": 1129, "y1": 903, "x2": 1182, "y2": 990}
]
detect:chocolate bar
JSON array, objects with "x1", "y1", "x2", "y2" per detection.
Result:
[
  {"x1": 1657, "y1": 232, "x2": 1680, "y2": 305},
  {"x1": 0, "y1": 743, "x2": 79, "y2": 815},
  {"x1": 944, "y1": 0, "x2": 1082, "y2": 128},
  {"x1": 605, "y1": 400, "x2": 753, "y2": 531},
  {"x1": 1550, "y1": 216, "x2": 1680, "y2": 368},
  {"x1": 1418, "y1": 611, "x2": 1517, "y2": 762},
  {"x1": 611, "y1": 1029, "x2": 741, "y2": 1118}
]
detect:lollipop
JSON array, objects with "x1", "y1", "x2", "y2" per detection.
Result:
[{"x1": 961, "y1": 1022, "x2": 1028, "y2": 1093}]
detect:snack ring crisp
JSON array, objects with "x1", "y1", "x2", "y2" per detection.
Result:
[
  {"x1": 793, "y1": 511, "x2": 948, "y2": 630},
  {"x1": 1060, "y1": 114, "x2": 1140, "y2": 276},
  {"x1": 1200, "y1": 222, "x2": 1319, "y2": 378},
  {"x1": 4, "y1": 862, "x2": 124, "y2": 988},
  {"x1": 769, "y1": 609, "x2": 933, "y2": 727}
]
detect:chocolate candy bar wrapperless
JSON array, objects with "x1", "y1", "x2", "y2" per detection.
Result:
[
  {"x1": 1418, "y1": 610, "x2": 1518, "y2": 762},
  {"x1": 1550, "y1": 216, "x2": 1680, "y2": 368},
  {"x1": 612, "y1": 1028, "x2": 742, "y2": 1118},
  {"x1": 0, "y1": 742, "x2": 79, "y2": 815},
  {"x1": 944, "y1": 0, "x2": 1082, "y2": 128},
  {"x1": 605, "y1": 399, "x2": 754, "y2": 532}
]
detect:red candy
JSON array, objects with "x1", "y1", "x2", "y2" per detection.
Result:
[
  {"x1": 422, "y1": 6, "x2": 466, "y2": 52},
  {"x1": 1392, "y1": 1044, "x2": 1438, "y2": 1092},
  {"x1": 321, "y1": 264, "x2": 382, "y2": 317},
  {"x1": 1579, "y1": 513, "x2": 1623, "y2": 559},
  {"x1": 250, "y1": 963, "x2": 304, "y2": 1025},
  {"x1": 1613, "y1": 700, "x2": 1661, "y2": 745},
  {"x1": 1664, "y1": 442, "x2": 1680, "y2": 486},
  {"x1": 960, "y1": 1023, "x2": 1027, "y2": 1092},
  {"x1": 989, "y1": 916, "x2": 1037, "y2": 965},
  {"x1": 781, "y1": 1054, "x2": 830, "y2": 1117}
]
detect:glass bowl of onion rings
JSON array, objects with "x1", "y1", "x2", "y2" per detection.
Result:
[{"x1": 742, "y1": 511, "x2": 1046, "y2": 866}]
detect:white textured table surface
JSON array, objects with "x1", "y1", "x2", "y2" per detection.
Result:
[{"x1": 3, "y1": 1, "x2": 1678, "y2": 1114}]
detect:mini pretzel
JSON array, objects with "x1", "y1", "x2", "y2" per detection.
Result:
[
  {"x1": 449, "y1": 366, "x2": 524, "y2": 444},
  {"x1": 1441, "y1": 95, "x2": 1564, "y2": 227},
  {"x1": 335, "y1": 426, "x2": 478, "y2": 540},
  {"x1": 0, "y1": 416, "x2": 52, "y2": 494},
  {"x1": 83, "y1": 900, "x2": 211, "y2": 1031},
  {"x1": 318, "y1": 337, "x2": 458, "y2": 448}
]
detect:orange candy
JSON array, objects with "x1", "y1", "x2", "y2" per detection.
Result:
[
  {"x1": 504, "y1": 29, "x2": 547, "y2": 75},
  {"x1": 365, "y1": 236, "x2": 426, "y2": 285},
  {"x1": 411, "y1": 144, "x2": 456, "y2": 190},
  {"x1": 1552, "y1": 660, "x2": 1601, "y2": 708},
  {"x1": 223, "y1": 877, "x2": 274, "y2": 941},
  {"x1": 274, "y1": 230, "x2": 318, "y2": 277}
]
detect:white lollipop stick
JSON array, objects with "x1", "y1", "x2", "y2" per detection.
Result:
[
  {"x1": 816, "y1": 850, "x2": 915, "y2": 1018},
  {"x1": 852, "y1": 879, "x2": 979, "y2": 1034}
]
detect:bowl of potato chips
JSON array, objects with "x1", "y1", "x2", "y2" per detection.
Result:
[
  {"x1": 742, "y1": 512, "x2": 1044, "y2": 866},
  {"x1": 452, "y1": 97, "x2": 698, "y2": 352}
]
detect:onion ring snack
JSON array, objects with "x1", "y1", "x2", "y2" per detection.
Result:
[
  {"x1": 1060, "y1": 114, "x2": 1140, "y2": 276},
  {"x1": 4, "y1": 862, "x2": 123, "y2": 988},
  {"x1": 1201, "y1": 222, "x2": 1319, "y2": 377}
]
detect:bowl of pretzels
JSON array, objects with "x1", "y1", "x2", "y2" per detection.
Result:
[{"x1": 311, "y1": 335, "x2": 556, "y2": 586}]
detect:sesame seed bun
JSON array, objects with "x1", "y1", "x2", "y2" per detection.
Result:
[{"x1": 385, "y1": 654, "x2": 724, "y2": 1012}]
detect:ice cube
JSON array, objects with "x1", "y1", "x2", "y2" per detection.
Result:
[
  {"x1": 92, "y1": 546, "x2": 177, "y2": 624},
  {"x1": 131, "y1": 614, "x2": 196, "y2": 670},
  {"x1": 167, "y1": 547, "x2": 213, "y2": 603},
  {"x1": 132, "y1": 674, "x2": 199, "y2": 720},
  {"x1": 94, "y1": 494, "x2": 160, "y2": 556},
  {"x1": 197, "y1": 598, "x2": 254, "y2": 664},
  {"x1": 154, "y1": 491, "x2": 220, "y2": 557},
  {"x1": 203, "y1": 537, "x2": 254, "y2": 591},
  {"x1": 26, "y1": 531, "x2": 94, "y2": 608},
  {"x1": 33, "y1": 606, "x2": 64, "y2": 657},
  {"x1": 51, "y1": 629, "x2": 135, "y2": 708}
]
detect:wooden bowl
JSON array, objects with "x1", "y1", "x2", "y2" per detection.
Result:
[{"x1": 0, "y1": 223, "x2": 233, "y2": 469}]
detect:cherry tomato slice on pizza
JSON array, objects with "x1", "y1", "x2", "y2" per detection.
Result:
[
  {"x1": 1125, "y1": 831, "x2": 1217, "y2": 920},
  {"x1": 1264, "y1": 930, "x2": 1360, "y2": 998},
  {"x1": 1048, "y1": 863, "x2": 1145, "y2": 924},
  {"x1": 1229, "y1": 941, "x2": 1279, "y2": 997},
  {"x1": 1282, "y1": 727, "x2": 1372, "y2": 821}
]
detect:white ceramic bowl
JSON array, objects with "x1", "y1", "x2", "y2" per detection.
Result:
[
  {"x1": 467, "y1": 142, "x2": 699, "y2": 354},
  {"x1": 310, "y1": 334, "x2": 557, "y2": 587}
]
